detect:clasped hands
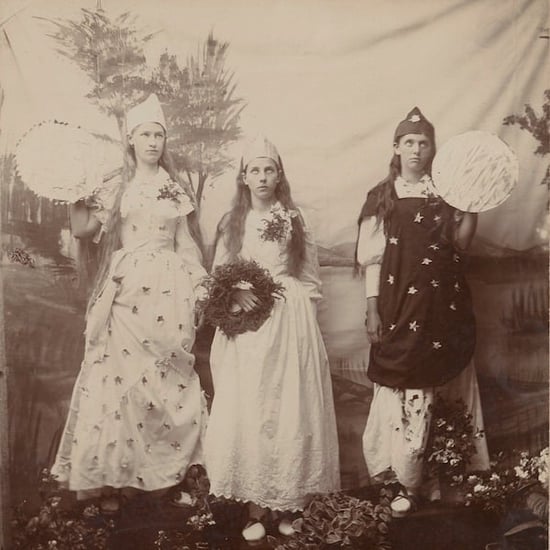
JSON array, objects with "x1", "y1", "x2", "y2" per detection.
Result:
[{"x1": 230, "y1": 289, "x2": 260, "y2": 313}]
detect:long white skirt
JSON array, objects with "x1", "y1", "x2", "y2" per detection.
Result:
[
  {"x1": 204, "y1": 277, "x2": 340, "y2": 511},
  {"x1": 363, "y1": 361, "x2": 489, "y2": 490},
  {"x1": 51, "y1": 247, "x2": 208, "y2": 493}
]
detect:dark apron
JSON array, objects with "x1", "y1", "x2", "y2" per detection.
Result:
[{"x1": 368, "y1": 195, "x2": 476, "y2": 389}]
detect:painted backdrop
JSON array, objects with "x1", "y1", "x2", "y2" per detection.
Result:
[{"x1": 0, "y1": 0, "x2": 548, "y2": 494}]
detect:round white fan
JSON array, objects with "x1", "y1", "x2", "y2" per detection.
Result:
[
  {"x1": 432, "y1": 130, "x2": 518, "y2": 212},
  {"x1": 15, "y1": 120, "x2": 123, "y2": 203}
]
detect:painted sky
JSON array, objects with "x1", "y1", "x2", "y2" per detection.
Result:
[{"x1": 1, "y1": 0, "x2": 548, "y2": 248}]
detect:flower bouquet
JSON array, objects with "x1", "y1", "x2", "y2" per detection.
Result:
[
  {"x1": 463, "y1": 447, "x2": 549, "y2": 518},
  {"x1": 156, "y1": 181, "x2": 185, "y2": 204},
  {"x1": 515, "y1": 447, "x2": 549, "y2": 491},
  {"x1": 463, "y1": 465, "x2": 521, "y2": 516},
  {"x1": 199, "y1": 259, "x2": 285, "y2": 338},
  {"x1": 258, "y1": 204, "x2": 298, "y2": 243}
]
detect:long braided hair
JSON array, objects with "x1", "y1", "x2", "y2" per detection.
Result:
[{"x1": 216, "y1": 157, "x2": 306, "y2": 277}]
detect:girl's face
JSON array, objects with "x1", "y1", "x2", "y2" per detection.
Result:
[
  {"x1": 244, "y1": 157, "x2": 279, "y2": 204},
  {"x1": 129, "y1": 122, "x2": 166, "y2": 167},
  {"x1": 394, "y1": 133, "x2": 433, "y2": 174}
]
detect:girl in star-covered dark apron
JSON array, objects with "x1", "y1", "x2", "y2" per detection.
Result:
[{"x1": 355, "y1": 107, "x2": 489, "y2": 517}]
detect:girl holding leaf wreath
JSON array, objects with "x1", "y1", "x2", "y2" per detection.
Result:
[
  {"x1": 355, "y1": 107, "x2": 490, "y2": 517},
  {"x1": 203, "y1": 136, "x2": 340, "y2": 542},
  {"x1": 51, "y1": 94, "x2": 208, "y2": 514}
]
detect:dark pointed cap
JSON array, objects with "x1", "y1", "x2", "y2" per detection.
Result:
[{"x1": 393, "y1": 106, "x2": 435, "y2": 143}]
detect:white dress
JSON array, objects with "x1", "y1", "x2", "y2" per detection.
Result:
[
  {"x1": 52, "y1": 168, "x2": 208, "y2": 493},
  {"x1": 357, "y1": 177, "x2": 489, "y2": 490},
  {"x1": 204, "y1": 206, "x2": 340, "y2": 511}
]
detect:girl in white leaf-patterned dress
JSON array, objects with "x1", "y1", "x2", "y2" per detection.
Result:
[{"x1": 51, "y1": 94, "x2": 208, "y2": 514}]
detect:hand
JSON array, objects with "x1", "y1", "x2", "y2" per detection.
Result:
[
  {"x1": 454, "y1": 210, "x2": 478, "y2": 250},
  {"x1": 194, "y1": 308, "x2": 204, "y2": 330},
  {"x1": 69, "y1": 200, "x2": 101, "y2": 239},
  {"x1": 180, "y1": 337, "x2": 193, "y2": 353},
  {"x1": 310, "y1": 299, "x2": 318, "y2": 316},
  {"x1": 365, "y1": 310, "x2": 383, "y2": 344},
  {"x1": 232, "y1": 289, "x2": 260, "y2": 313},
  {"x1": 453, "y1": 209, "x2": 465, "y2": 224}
]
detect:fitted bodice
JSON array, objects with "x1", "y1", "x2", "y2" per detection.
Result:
[
  {"x1": 119, "y1": 169, "x2": 193, "y2": 251},
  {"x1": 239, "y1": 209, "x2": 291, "y2": 278}
]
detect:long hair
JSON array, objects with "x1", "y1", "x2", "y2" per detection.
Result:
[
  {"x1": 373, "y1": 141, "x2": 439, "y2": 230},
  {"x1": 372, "y1": 153, "x2": 402, "y2": 234},
  {"x1": 86, "y1": 131, "x2": 204, "y2": 308},
  {"x1": 217, "y1": 157, "x2": 306, "y2": 277},
  {"x1": 354, "y1": 139, "x2": 441, "y2": 273}
]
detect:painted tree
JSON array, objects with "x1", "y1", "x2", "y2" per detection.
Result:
[
  {"x1": 151, "y1": 37, "x2": 246, "y2": 207},
  {"x1": 44, "y1": 8, "x2": 154, "y2": 132},
  {"x1": 504, "y1": 90, "x2": 550, "y2": 243},
  {"x1": 45, "y1": 10, "x2": 245, "y2": 208},
  {"x1": 503, "y1": 89, "x2": 550, "y2": 188},
  {"x1": 175, "y1": 33, "x2": 246, "y2": 207}
]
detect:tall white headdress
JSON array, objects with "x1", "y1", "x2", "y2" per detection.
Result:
[
  {"x1": 126, "y1": 94, "x2": 167, "y2": 134},
  {"x1": 241, "y1": 134, "x2": 280, "y2": 168}
]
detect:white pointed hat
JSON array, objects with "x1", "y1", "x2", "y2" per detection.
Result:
[
  {"x1": 242, "y1": 134, "x2": 280, "y2": 168},
  {"x1": 126, "y1": 93, "x2": 167, "y2": 134}
]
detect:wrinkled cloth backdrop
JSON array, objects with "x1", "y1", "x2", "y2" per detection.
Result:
[{"x1": 1, "y1": 0, "x2": 548, "y2": 491}]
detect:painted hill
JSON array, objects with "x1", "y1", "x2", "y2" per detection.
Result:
[{"x1": 318, "y1": 242, "x2": 355, "y2": 267}]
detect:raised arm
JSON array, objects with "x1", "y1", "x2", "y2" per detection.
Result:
[
  {"x1": 70, "y1": 201, "x2": 102, "y2": 239},
  {"x1": 453, "y1": 211, "x2": 478, "y2": 251},
  {"x1": 71, "y1": 172, "x2": 121, "y2": 242}
]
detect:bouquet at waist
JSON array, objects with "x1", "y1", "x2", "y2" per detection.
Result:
[{"x1": 198, "y1": 259, "x2": 285, "y2": 338}]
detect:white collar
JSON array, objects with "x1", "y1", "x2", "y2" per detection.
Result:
[
  {"x1": 395, "y1": 174, "x2": 432, "y2": 187},
  {"x1": 395, "y1": 174, "x2": 438, "y2": 197}
]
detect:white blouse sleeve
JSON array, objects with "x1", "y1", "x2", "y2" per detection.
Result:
[
  {"x1": 356, "y1": 216, "x2": 386, "y2": 298},
  {"x1": 174, "y1": 215, "x2": 208, "y2": 300},
  {"x1": 297, "y1": 209, "x2": 322, "y2": 302}
]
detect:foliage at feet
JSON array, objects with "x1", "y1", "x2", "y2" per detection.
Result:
[
  {"x1": 464, "y1": 447, "x2": 549, "y2": 519},
  {"x1": 424, "y1": 396, "x2": 485, "y2": 485},
  {"x1": 267, "y1": 489, "x2": 393, "y2": 549},
  {"x1": 12, "y1": 470, "x2": 113, "y2": 550}
]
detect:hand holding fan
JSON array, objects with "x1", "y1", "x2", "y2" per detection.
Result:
[
  {"x1": 15, "y1": 120, "x2": 123, "y2": 203},
  {"x1": 432, "y1": 130, "x2": 518, "y2": 212}
]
